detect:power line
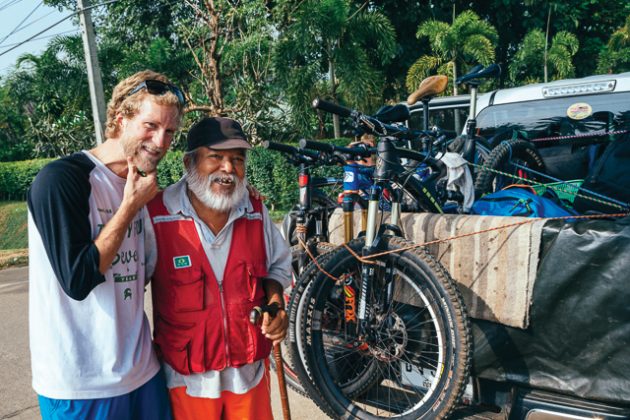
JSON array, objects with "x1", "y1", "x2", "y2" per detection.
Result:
[
  {"x1": 0, "y1": 0, "x2": 23, "y2": 12},
  {"x1": 2, "y1": 8, "x2": 56, "y2": 39},
  {"x1": 0, "y1": 29, "x2": 79, "y2": 49},
  {"x1": 0, "y1": 0, "x2": 118, "y2": 58},
  {"x1": 0, "y1": 1, "x2": 43, "y2": 46}
]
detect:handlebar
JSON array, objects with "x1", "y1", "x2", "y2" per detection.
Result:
[
  {"x1": 262, "y1": 141, "x2": 319, "y2": 161},
  {"x1": 262, "y1": 140, "x2": 298, "y2": 154},
  {"x1": 299, "y1": 139, "x2": 374, "y2": 159},
  {"x1": 312, "y1": 98, "x2": 353, "y2": 118},
  {"x1": 313, "y1": 98, "x2": 420, "y2": 139}
]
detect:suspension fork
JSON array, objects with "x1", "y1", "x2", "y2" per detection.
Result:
[
  {"x1": 381, "y1": 189, "x2": 401, "y2": 313},
  {"x1": 356, "y1": 185, "x2": 381, "y2": 336},
  {"x1": 342, "y1": 193, "x2": 355, "y2": 243},
  {"x1": 341, "y1": 192, "x2": 368, "y2": 243},
  {"x1": 296, "y1": 163, "x2": 311, "y2": 272}
]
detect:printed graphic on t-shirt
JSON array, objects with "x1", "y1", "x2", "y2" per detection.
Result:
[{"x1": 109, "y1": 216, "x2": 143, "y2": 302}]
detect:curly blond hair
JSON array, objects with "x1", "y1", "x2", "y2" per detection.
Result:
[{"x1": 105, "y1": 70, "x2": 185, "y2": 139}]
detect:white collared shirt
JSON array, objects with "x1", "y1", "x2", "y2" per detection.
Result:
[{"x1": 145, "y1": 177, "x2": 291, "y2": 398}]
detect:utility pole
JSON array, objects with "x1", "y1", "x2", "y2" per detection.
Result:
[{"x1": 77, "y1": 0, "x2": 106, "y2": 145}]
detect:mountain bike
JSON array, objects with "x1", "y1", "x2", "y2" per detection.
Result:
[
  {"x1": 292, "y1": 102, "x2": 471, "y2": 419},
  {"x1": 263, "y1": 140, "x2": 375, "y2": 396},
  {"x1": 449, "y1": 63, "x2": 547, "y2": 197}
]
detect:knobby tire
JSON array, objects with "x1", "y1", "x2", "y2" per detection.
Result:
[{"x1": 298, "y1": 236, "x2": 471, "y2": 419}]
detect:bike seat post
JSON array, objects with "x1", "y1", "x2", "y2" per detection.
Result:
[
  {"x1": 463, "y1": 82, "x2": 479, "y2": 162},
  {"x1": 422, "y1": 97, "x2": 431, "y2": 132},
  {"x1": 466, "y1": 83, "x2": 479, "y2": 135}
]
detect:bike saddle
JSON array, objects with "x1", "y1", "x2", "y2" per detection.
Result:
[
  {"x1": 406, "y1": 75, "x2": 448, "y2": 105},
  {"x1": 456, "y1": 63, "x2": 501, "y2": 86},
  {"x1": 373, "y1": 104, "x2": 410, "y2": 123}
]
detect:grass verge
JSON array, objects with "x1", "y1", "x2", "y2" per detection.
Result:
[
  {"x1": 0, "y1": 249, "x2": 28, "y2": 269},
  {"x1": 0, "y1": 201, "x2": 28, "y2": 269}
]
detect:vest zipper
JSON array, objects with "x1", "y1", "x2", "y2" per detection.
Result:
[{"x1": 218, "y1": 282, "x2": 231, "y2": 368}]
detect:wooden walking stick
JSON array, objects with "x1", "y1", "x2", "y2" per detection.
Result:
[{"x1": 250, "y1": 304, "x2": 292, "y2": 420}]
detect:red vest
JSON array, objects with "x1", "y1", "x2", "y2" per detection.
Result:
[{"x1": 147, "y1": 192, "x2": 272, "y2": 374}]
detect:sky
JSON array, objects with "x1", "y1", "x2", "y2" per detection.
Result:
[{"x1": 0, "y1": 1, "x2": 79, "y2": 76}]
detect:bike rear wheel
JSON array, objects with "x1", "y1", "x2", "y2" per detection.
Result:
[
  {"x1": 274, "y1": 243, "x2": 335, "y2": 396},
  {"x1": 474, "y1": 139, "x2": 545, "y2": 197},
  {"x1": 299, "y1": 237, "x2": 471, "y2": 419},
  {"x1": 282, "y1": 194, "x2": 338, "y2": 247}
]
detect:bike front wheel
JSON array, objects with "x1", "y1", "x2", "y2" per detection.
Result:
[{"x1": 299, "y1": 236, "x2": 471, "y2": 419}]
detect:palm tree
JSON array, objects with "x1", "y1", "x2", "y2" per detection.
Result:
[
  {"x1": 273, "y1": 0, "x2": 396, "y2": 138},
  {"x1": 508, "y1": 29, "x2": 578, "y2": 85},
  {"x1": 12, "y1": 34, "x2": 95, "y2": 157},
  {"x1": 597, "y1": 14, "x2": 630, "y2": 74},
  {"x1": 406, "y1": 10, "x2": 498, "y2": 96}
]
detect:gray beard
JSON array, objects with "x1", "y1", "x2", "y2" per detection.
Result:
[{"x1": 186, "y1": 170, "x2": 248, "y2": 213}]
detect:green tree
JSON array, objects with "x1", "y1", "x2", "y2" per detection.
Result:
[
  {"x1": 0, "y1": 84, "x2": 31, "y2": 161},
  {"x1": 509, "y1": 29, "x2": 578, "y2": 85},
  {"x1": 516, "y1": 0, "x2": 629, "y2": 79},
  {"x1": 8, "y1": 34, "x2": 95, "y2": 157},
  {"x1": 406, "y1": 9, "x2": 498, "y2": 96},
  {"x1": 597, "y1": 14, "x2": 630, "y2": 74},
  {"x1": 273, "y1": 0, "x2": 396, "y2": 138},
  {"x1": 177, "y1": 0, "x2": 286, "y2": 144}
]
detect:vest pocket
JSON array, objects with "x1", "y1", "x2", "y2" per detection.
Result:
[
  {"x1": 244, "y1": 262, "x2": 269, "y2": 302},
  {"x1": 168, "y1": 267, "x2": 205, "y2": 312},
  {"x1": 226, "y1": 298, "x2": 272, "y2": 365},
  {"x1": 154, "y1": 317, "x2": 193, "y2": 375}
]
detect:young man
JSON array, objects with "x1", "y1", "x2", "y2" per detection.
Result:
[
  {"x1": 27, "y1": 70, "x2": 185, "y2": 419},
  {"x1": 145, "y1": 116, "x2": 291, "y2": 419}
]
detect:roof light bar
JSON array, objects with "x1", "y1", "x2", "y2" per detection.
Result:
[{"x1": 542, "y1": 80, "x2": 616, "y2": 98}]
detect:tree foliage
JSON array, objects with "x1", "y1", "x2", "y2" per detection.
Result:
[
  {"x1": 509, "y1": 29, "x2": 579, "y2": 85},
  {"x1": 597, "y1": 14, "x2": 630, "y2": 74},
  {"x1": 272, "y1": 0, "x2": 396, "y2": 136},
  {"x1": 0, "y1": 0, "x2": 628, "y2": 163},
  {"x1": 406, "y1": 10, "x2": 498, "y2": 95}
]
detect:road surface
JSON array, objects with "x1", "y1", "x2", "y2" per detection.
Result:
[{"x1": 0, "y1": 266, "x2": 329, "y2": 420}]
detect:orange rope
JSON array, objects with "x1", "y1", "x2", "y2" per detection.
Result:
[
  {"x1": 296, "y1": 212, "x2": 629, "y2": 278},
  {"x1": 297, "y1": 236, "x2": 340, "y2": 282},
  {"x1": 354, "y1": 212, "x2": 629, "y2": 261}
]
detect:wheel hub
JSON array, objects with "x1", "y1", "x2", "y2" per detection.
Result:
[{"x1": 368, "y1": 312, "x2": 408, "y2": 362}]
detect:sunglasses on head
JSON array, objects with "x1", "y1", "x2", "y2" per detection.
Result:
[{"x1": 127, "y1": 79, "x2": 186, "y2": 106}]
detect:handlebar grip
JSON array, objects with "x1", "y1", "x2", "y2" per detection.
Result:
[
  {"x1": 312, "y1": 98, "x2": 353, "y2": 118},
  {"x1": 299, "y1": 139, "x2": 334, "y2": 153},
  {"x1": 262, "y1": 141, "x2": 298, "y2": 154}
]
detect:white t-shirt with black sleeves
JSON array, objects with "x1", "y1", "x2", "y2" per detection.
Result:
[{"x1": 28, "y1": 150, "x2": 159, "y2": 400}]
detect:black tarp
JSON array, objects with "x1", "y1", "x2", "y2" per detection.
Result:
[{"x1": 471, "y1": 216, "x2": 630, "y2": 404}]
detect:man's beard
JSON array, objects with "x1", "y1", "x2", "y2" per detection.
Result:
[
  {"x1": 121, "y1": 136, "x2": 164, "y2": 173},
  {"x1": 186, "y1": 169, "x2": 248, "y2": 213}
]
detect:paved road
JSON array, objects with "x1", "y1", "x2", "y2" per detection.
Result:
[{"x1": 0, "y1": 266, "x2": 329, "y2": 420}]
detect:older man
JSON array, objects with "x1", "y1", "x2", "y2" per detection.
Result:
[
  {"x1": 145, "y1": 116, "x2": 291, "y2": 419},
  {"x1": 28, "y1": 71, "x2": 185, "y2": 419}
]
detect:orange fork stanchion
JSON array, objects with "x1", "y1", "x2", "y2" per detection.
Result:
[
  {"x1": 250, "y1": 305, "x2": 292, "y2": 420},
  {"x1": 342, "y1": 193, "x2": 355, "y2": 243}
]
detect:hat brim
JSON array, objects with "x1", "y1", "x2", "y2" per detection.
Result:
[{"x1": 207, "y1": 139, "x2": 252, "y2": 150}]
